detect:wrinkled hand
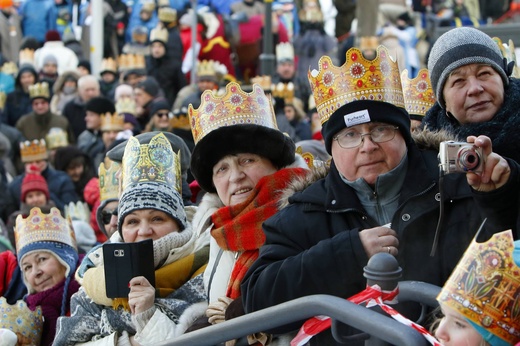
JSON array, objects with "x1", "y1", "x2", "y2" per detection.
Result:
[
  {"x1": 206, "y1": 296, "x2": 234, "y2": 324},
  {"x1": 359, "y1": 226, "x2": 399, "y2": 258},
  {"x1": 128, "y1": 276, "x2": 155, "y2": 315},
  {"x1": 466, "y1": 136, "x2": 511, "y2": 192}
]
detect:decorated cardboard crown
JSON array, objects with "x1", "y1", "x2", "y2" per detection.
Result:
[
  {"x1": 188, "y1": 82, "x2": 278, "y2": 145},
  {"x1": 29, "y1": 82, "x2": 50, "y2": 100},
  {"x1": 437, "y1": 230, "x2": 520, "y2": 345},
  {"x1": 45, "y1": 127, "x2": 69, "y2": 150},
  {"x1": 116, "y1": 97, "x2": 137, "y2": 115},
  {"x1": 140, "y1": 1, "x2": 155, "y2": 12},
  {"x1": 121, "y1": 132, "x2": 181, "y2": 193},
  {"x1": 250, "y1": 75, "x2": 273, "y2": 92},
  {"x1": 150, "y1": 27, "x2": 168, "y2": 44},
  {"x1": 400, "y1": 69, "x2": 435, "y2": 118},
  {"x1": 157, "y1": 0, "x2": 169, "y2": 7},
  {"x1": 98, "y1": 159, "x2": 121, "y2": 201},
  {"x1": 308, "y1": 45, "x2": 404, "y2": 125},
  {"x1": 271, "y1": 82, "x2": 295, "y2": 104},
  {"x1": 0, "y1": 297, "x2": 43, "y2": 343},
  {"x1": 100, "y1": 57, "x2": 117, "y2": 74},
  {"x1": 158, "y1": 7, "x2": 177, "y2": 23},
  {"x1": 493, "y1": 37, "x2": 520, "y2": 79},
  {"x1": 64, "y1": 201, "x2": 91, "y2": 222},
  {"x1": 171, "y1": 107, "x2": 190, "y2": 130},
  {"x1": 15, "y1": 207, "x2": 77, "y2": 255},
  {"x1": 118, "y1": 54, "x2": 146, "y2": 72},
  {"x1": 19, "y1": 48, "x2": 35, "y2": 67},
  {"x1": 101, "y1": 112, "x2": 125, "y2": 132},
  {"x1": 1, "y1": 61, "x2": 18, "y2": 75},
  {"x1": 197, "y1": 59, "x2": 218, "y2": 80},
  {"x1": 276, "y1": 42, "x2": 294, "y2": 62},
  {"x1": 20, "y1": 139, "x2": 48, "y2": 163}
]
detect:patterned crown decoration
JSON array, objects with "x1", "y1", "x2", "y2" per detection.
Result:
[
  {"x1": 121, "y1": 132, "x2": 181, "y2": 193},
  {"x1": 171, "y1": 106, "x2": 190, "y2": 130},
  {"x1": 64, "y1": 201, "x2": 91, "y2": 222},
  {"x1": 98, "y1": 159, "x2": 121, "y2": 201},
  {"x1": 150, "y1": 27, "x2": 168, "y2": 44},
  {"x1": 197, "y1": 59, "x2": 217, "y2": 79},
  {"x1": 15, "y1": 207, "x2": 77, "y2": 254},
  {"x1": 19, "y1": 48, "x2": 35, "y2": 67},
  {"x1": 188, "y1": 82, "x2": 278, "y2": 144},
  {"x1": 101, "y1": 112, "x2": 125, "y2": 132},
  {"x1": 437, "y1": 230, "x2": 520, "y2": 345},
  {"x1": 0, "y1": 297, "x2": 43, "y2": 343},
  {"x1": 29, "y1": 82, "x2": 50, "y2": 100},
  {"x1": 400, "y1": 69, "x2": 435, "y2": 118},
  {"x1": 271, "y1": 82, "x2": 295, "y2": 104},
  {"x1": 45, "y1": 127, "x2": 69, "y2": 150},
  {"x1": 118, "y1": 54, "x2": 146, "y2": 72},
  {"x1": 493, "y1": 37, "x2": 520, "y2": 79},
  {"x1": 1, "y1": 61, "x2": 18, "y2": 75},
  {"x1": 276, "y1": 42, "x2": 295, "y2": 62},
  {"x1": 20, "y1": 139, "x2": 48, "y2": 163},
  {"x1": 158, "y1": 7, "x2": 177, "y2": 23},
  {"x1": 250, "y1": 75, "x2": 273, "y2": 92},
  {"x1": 308, "y1": 45, "x2": 404, "y2": 125},
  {"x1": 116, "y1": 97, "x2": 137, "y2": 115},
  {"x1": 100, "y1": 57, "x2": 117, "y2": 74}
]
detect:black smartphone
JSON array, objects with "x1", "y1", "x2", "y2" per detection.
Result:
[{"x1": 102, "y1": 239, "x2": 155, "y2": 298}]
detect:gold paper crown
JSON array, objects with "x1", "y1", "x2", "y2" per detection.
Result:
[
  {"x1": 98, "y1": 159, "x2": 121, "y2": 201},
  {"x1": 157, "y1": 0, "x2": 170, "y2": 7},
  {"x1": 493, "y1": 37, "x2": 520, "y2": 79},
  {"x1": 141, "y1": 1, "x2": 155, "y2": 12},
  {"x1": 189, "y1": 82, "x2": 278, "y2": 144},
  {"x1": 1, "y1": 61, "x2": 18, "y2": 75},
  {"x1": 271, "y1": 82, "x2": 295, "y2": 104},
  {"x1": 438, "y1": 230, "x2": 520, "y2": 345},
  {"x1": 29, "y1": 82, "x2": 50, "y2": 100},
  {"x1": 15, "y1": 207, "x2": 77, "y2": 254},
  {"x1": 299, "y1": 0, "x2": 324, "y2": 22},
  {"x1": 197, "y1": 59, "x2": 217, "y2": 79},
  {"x1": 150, "y1": 27, "x2": 168, "y2": 44},
  {"x1": 64, "y1": 201, "x2": 91, "y2": 222},
  {"x1": 101, "y1": 112, "x2": 125, "y2": 132},
  {"x1": 0, "y1": 91, "x2": 6, "y2": 110},
  {"x1": 250, "y1": 75, "x2": 273, "y2": 91},
  {"x1": 121, "y1": 132, "x2": 181, "y2": 193},
  {"x1": 19, "y1": 48, "x2": 35, "y2": 66},
  {"x1": 100, "y1": 57, "x2": 117, "y2": 74},
  {"x1": 276, "y1": 42, "x2": 295, "y2": 62},
  {"x1": 116, "y1": 97, "x2": 137, "y2": 115},
  {"x1": 158, "y1": 7, "x2": 177, "y2": 23},
  {"x1": 0, "y1": 297, "x2": 43, "y2": 343},
  {"x1": 400, "y1": 69, "x2": 435, "y2": 118},
  {"x1": 45, "y1": 127, "x2": 69, "y2": 150},
  {"x1": 171, "y1": 107, "x2": 190, "y2": 129},
  {"x1": 20, "y1": 139, "x2": 48, "y2": 163},
  {"x1": 308, "y1": 45, "x2": 404, "y2": 125},
  {"x1": 118, "y1": 54, "x2": 146, "y2": 72}
]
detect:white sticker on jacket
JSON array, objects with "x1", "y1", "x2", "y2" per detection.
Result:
[{"x1": 344, "y1": 109, "x2": 371, "y2": 127}]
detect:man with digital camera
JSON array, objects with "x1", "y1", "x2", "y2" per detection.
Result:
[{"x1": 241, "y1": 47, "x2": 520, "y2": 345}]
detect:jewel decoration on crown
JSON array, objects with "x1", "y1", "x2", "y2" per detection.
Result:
[
  {"x1": 101, "y1": 57, "x2": 118, "y2": 74},
  {"x1": 188, "y1": 82, "x2": 278, "y2": 144},
  {"x1": 271, "y1": 82, "x2": 295, "y2": 104},
  {"x1": 116, "y1": 97, "x2": 137, "y2": 115},
  {"x1": 99, "y1": 159, "x2": 121, "y2": 201},
  {"x1": 150, "y1": 27, "x2": 168, "y2": 44},
  {"x1": 20, "y1": 139, "x2": 48, "y2": 163},
  {"x1": 276, "y1": 42, "x2": 294, "y2": 62},
  {"x1": 308, "y1": 45, "x2": 404, "y2": 125},
  {"x1": 65, "y1": 201, "x2": 91, "y2": 223},
  {"x1": 437, "y1": 230, "x2": 520, "y2": 345},
  {"x1": 101, "y1": 112, "x2": 125, "y2": 132},
  {"x1": 121, "y1": 132, "x2": 181, "y2": 193},
  {"x1": 250, "y1": 75, "x2": 273, "y2": 91},
  {"x1": 400, "y1": 69, "x2": 435, "y2": 118},
  {"x1": 46, "y1": 127, "x2": 68, "y2": 150},
  {"x1": 0, "y1": 297, "x2": 43, "y2": 344},
  {"x1": 15, "y1": 207, "x2": 77, "y2": 254},
  {"x1": 29, "y1": 82, "x2": 50, "y2": 100},
  {"x1": 158, "y1": 7, "x2": 177, "y2": 23},
  {"x1": 118, "y1": 54, "x2": 146, "y2": 71}
]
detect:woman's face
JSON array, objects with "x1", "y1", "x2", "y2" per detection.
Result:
[
  {"x1": 443, "y1": 64, "x2": 504, "y2": 124},
  {"x1": 153, "y1": 109, "x2": 170, "y2": 129},
  {"x1": 122, "y1": 209, "x2": 179, "y2": 243},
  {"x1": 21, "y1": 251, "x2": 67, "y2": 293},
  {"x1": 25, "y1": 190, "x2": 47, "y2": 207},
  {"x1": 435, "y1": 305, "x2": 485, "y2": 346},
  {"x1": 101, "y1": 200, "x2": 118, "y2": 237},
  {"x1": 212, "y1": 153, "x2": 277, "y2": 206}
]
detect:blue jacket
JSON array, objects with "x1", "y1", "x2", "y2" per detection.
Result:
[{"x1": 20, "y1": 0, "x2": 58, "y2": 43}]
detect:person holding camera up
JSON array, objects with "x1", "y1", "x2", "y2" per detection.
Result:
[
  {"x1": 421, "y1": 26, "x2": 520, "y2": 165},
  {"x1": 241, "y1": 46, "x2": 520, "y2": 345}
]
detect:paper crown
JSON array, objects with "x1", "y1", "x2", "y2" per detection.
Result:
[
  {"x1": 20, "y1": 139, "x2": 48, "y2": 163},
  {"x1": 271, "y1": 82, "x2": 295, "y2": 104},
  {"x1": 150, "y1": 27, "x2": 168, "y2": 44},
  {"x1": 29, "y1": 82, "x2": 50, "y2": 100},
  {"x1": 197, "y1": 59, "x2": 218, "y2": 79},
  {"x1": 19, "y1": 48, "x2": 35, "y2": 66},
  {"x1": 1, "y1": 61, "x2": 18, "y2": 75},
  {"x1": 298, "y1": 0, "x2": 323, "y2": 22},
  {"x1": 98, "y1": 159, "x2": 121, "y2": 201},
  {"x1": 15, "y1": 207, "x2": 77, "y2": 254},
  {"x1": 0, "y1": 297, "x2": 43, "y2": 343},
  {"x1": 400, "y1": 69, "x2": 435, "y2": 118},
  {"x1": 141, "y1": 1, "x2": 155, "y2": 12},
  {"x1": 116, "y1": 97, "x2": 137, "y2": 115},
  {"x1": 188, "y1": 82, "x2": 278, "y2": 144},
  {"x1": 157, "y1": 0, "x2": 169, "y2": 7},
  {"x1": 64, "y1": 201, "x2": 91, "y2": 222},
  {"x1": 171, "y1": 108, "x2": 190, "y2": 129},
  {"x1": 118, "y1": 54, "x2": 146, "y2": 72},
  {"x1": 437, "y1": 230, "x2": 520, "y2": 345},
  {"x1": 158, "y1": 7, "x2": 177, "y2": 23},
  {"x1": 121, "y1": 132, "x2": 181, "y2": 193},
  {"x1": 100, "y1": 57, "x2": 117, "y2": 74},
  {"x1": 101, "y1": 112, "x2": 125, "y2": 132},
  {"x1": 276, "y1": 42, "x2": 294, "y2": 62},
  {"x1": 0, "y1": 91, "x2": 6, "y2": 110},
  {"x1": 250, "y1": 75, "x2": 273, "y2": 91},
  {"x1": 493, "y1": 37, "x2": 520, "y2": 79},
  {"x1": 308, "y1": 45, "x2": 404, "y2": 125},
  {"x1": 45, "y1": 127, "x2": 69, "y2": 150}
]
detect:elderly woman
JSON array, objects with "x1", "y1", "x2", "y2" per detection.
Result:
[
  {"x1": 186, "y1": 82, "x2": 309, "y2": 342},
  {"x1": 421, "y1": 26, "x2": 520, "y2": 163},
  {"x1": 53, "y1": 133, "x2": 209, "y2": 345}
]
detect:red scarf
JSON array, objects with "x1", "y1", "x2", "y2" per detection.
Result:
[{"x1": 211, "y1": 168, "x2": 308, "y2": 299}]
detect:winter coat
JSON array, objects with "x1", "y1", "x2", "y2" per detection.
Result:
[
  {"x1": 0, "y1": 10, "x2": 22, "y2": 63},
  {"x1": 19, "y1": 0, "x2": 57, "y2": 43},
  {"x1": 15, "y1": 110, "x2": 74, "y2": 143},
  {"x1": 242, "y1": 133, "x2": 520, "y2": 345},
  {"x1": 146, "y1": 55, "x2": 186, "y2": 107},
  {"x1": 50, "y1": 71, "x2": 80, "y2": 115},
  {"x1": 62, "y1": 95, "x2": 87, "y2": 139},
  {"x1": 3, "y1": 65, "x2": 38, "y2": 127},
  {"x1": 34, "y1": 41, "x2": 79, "y2": 75}
]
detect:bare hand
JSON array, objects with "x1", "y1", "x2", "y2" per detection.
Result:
[
  {"x1": 128, "y1": 276, "x2": 155, "y2": 315},
  {"x1": 359, "y1": 226, "x2": 399, "y2": 258},
  {"x1": 466, "y1": 136, "x2": 511, "y2": 192}
]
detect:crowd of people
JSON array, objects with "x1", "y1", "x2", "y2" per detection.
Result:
[{"x1": 0, "y1": 0, "x2": 519, "y2": 345}]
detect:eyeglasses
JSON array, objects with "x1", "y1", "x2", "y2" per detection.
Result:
[
  {"x1": 333, "y1": 125, "x2": 399, "y2": 149},
  {"x1": 101, "y1": 209, "x2": 117, "y2": 225},
  {"x1": 156, "y1": 112, "x2": 169, "y2": 118}
]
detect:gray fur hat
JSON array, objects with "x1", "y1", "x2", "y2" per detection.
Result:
[{"x1": 428, "y1": 27, "x2": 509, "y2": 109}]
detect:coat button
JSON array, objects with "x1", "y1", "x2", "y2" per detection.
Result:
[
  {"x1": 401, "y1": 214, "x2": 411, "y2": 221},
  {"x1": 435, "y1": 193, "x2": 441, "y2": 201}
]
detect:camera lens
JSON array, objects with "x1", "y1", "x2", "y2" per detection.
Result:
[{"x1": 459, "y1": 148, "x2": 480, "y2": 171}]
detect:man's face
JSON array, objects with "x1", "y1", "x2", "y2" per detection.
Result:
[
  {"x1": 331, "y1": 122, "x2": 407, "y2": 186},
  {"x1": 134, "y1": 88, "x2": 153, "y2": 107},
  {"x1": 102, "y1": 130, "x2": 119, "y2": 148},
  {"x1": 79, "y1": 81, "x2": 100, "y2": 102},
  {"x1": 151, "y1": 42, "x2": 166, "y2": 59},
  {"x1": 85, "y1": 111, "x2": 101, "y2": 130},
  {"x1": 20, "y1": 71, "x2": 35, "y2": 90},
  {"x1": 43, "y1": 63, "x2": 58, "y2": 75},
  {"x1": 32, "y1": 98, "x2": 49, "y2": 115},
  {"x1": 25, "y1": 160, "x2": 47, "y2": 173},
  {"x1": 276, "y1": 61, "x2": 295, "y2": 80},
  {"x1": 101, "y1": 72, "x2": 116, "y2": 84},
  {"x1": 66, "y1": 161, "x2": 84, "y2": 182},
  {"x1": 197, "y1": 79, "x2": 217, "y2": 92}
]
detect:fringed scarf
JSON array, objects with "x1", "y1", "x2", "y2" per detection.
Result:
[{"x1": 211, "y1": 168, "x2": 308, "y2": 299}]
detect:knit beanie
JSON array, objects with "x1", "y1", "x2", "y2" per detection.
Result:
[
  {"x1": 77, "y1": 60, "x2": 91, "y2": 74},
  {"x1": 42, "y1": 54, "x2": 58, "y2": 67},
  {"x1": 149, "y1": 98, "x2": 170, "y2": 116},
  {"x1": 428, "y1": 27, "x2": 509, "y2": 109},
  {"x1": 136, "y1": 77, "x2": 160, "y2": 98},
  {"x1": 21, "y1": 165, "x2": 49, "y2": 202},
  {"x1": 44, "y1": 30, "x2": 61, "y2": 42},
  {"x1": 85, "y1": 96, "x2": 116, "y2": 115}
]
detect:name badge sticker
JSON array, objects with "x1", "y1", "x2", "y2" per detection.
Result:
[{"x1": 344, "y1": 109, "x2": 371, "y2": 127}]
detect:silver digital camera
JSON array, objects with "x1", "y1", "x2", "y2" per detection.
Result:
[{"x1": 439, "y1": 141, "x2": 483, "y2": 174}]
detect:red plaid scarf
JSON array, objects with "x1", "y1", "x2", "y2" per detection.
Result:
[{"x1": 211, "y1": 167, "x2": 308, "y2": 299}]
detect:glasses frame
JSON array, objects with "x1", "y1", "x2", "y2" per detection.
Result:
[
  {"x1": 156, "y1": 112, "x2": 170, "y2": 118},
  {"x1": 333, "y1": 125, "x2": 399, "y2": 149},
  {"x1": 101, "y1": 209, "x2": 118, "y2": 225}
]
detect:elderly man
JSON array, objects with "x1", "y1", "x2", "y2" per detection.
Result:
[{"x1": 241, "y1": 46, "x2": 520, "y2": 345}]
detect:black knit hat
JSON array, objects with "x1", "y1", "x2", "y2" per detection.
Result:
[
  {"x1": 136, "y1": 77, "x2": 160, "y2": 97},
  {"x1": 85, "y1": 96, "x2": 115, "y2": 115},
  {"x1": 149, "y1": 98, "x2": 170, "y2": 116}
]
